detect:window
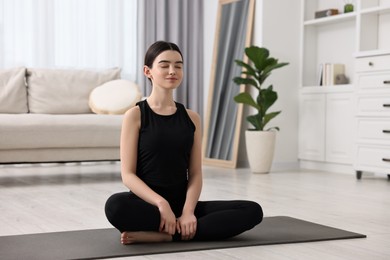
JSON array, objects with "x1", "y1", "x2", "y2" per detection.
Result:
[{"x1": 0, "y1": 0, "x2": 137, "y2": 80}]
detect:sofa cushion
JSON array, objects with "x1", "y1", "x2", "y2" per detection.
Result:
[
  {"x1": 0, "y1": 114, "x2": 123, "y2": 149},
  {"x1": 89, "y1": 79, "x2": 142, "y2": 115},
  {"x1": 0, "y1": 67, "x2": 28, "y2": 113},
  {"x1": 26, "y1": 68, "x2": 121, "y2": 114}
]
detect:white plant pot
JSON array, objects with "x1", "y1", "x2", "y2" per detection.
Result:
[{"x1": 245, "y1": 130, "x2": 276, "y2": 173}]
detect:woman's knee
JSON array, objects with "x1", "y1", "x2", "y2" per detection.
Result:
[
  {"x1": 246, "y1": 201, "x2": 263, "y2": 226},
  {"x1": 104, "y1": 192, "x2": 129, "y2": 222}
]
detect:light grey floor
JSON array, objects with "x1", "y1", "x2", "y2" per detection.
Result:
[{"x1": 0, "y1": 162, "x2": 389, "y2": 260}]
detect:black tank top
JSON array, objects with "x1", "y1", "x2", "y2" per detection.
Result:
[{"x1": 136, "y1": 100, "x2": 196, "y2": 189}]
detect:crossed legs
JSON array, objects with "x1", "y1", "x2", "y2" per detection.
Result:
[{"x1": 105, "y1": 192, "x2": 263, "y2": 244}]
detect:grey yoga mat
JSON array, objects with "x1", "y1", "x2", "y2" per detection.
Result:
[{"x1": 0, "y1": 216, "x2": 366, "y2": 260}]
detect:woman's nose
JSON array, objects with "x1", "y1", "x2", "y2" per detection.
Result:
[{"x1": 169, "y1": 66, "x2": 176, "y2": 75}]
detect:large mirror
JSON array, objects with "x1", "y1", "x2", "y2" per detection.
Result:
[{"x1": 203, "y1": 0, "x2": 255, "y2": 168}]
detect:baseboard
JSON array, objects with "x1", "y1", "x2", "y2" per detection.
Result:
[
  {"x1": 271, "y1": 161, "x2": 300, "y2": 172},
  {"x1": 237, "y1": 160, "x2": 300, "y2": 172},
  {"x1": 299, "y1": 160, "x2": 354, "y2": 175}
]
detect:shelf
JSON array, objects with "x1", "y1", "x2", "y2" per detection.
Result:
[
  {"x1": 360, "y1": 5, "x2": 390, "y2": 15},
  {"x1": 304, "y1": 5, "x2": 390, "y2": 27},
  {"x1": 304, "y1": 12, "x2": 356, "y2": 26},
  {"x1": 354, "y1": 49, "x2": 390, "y2": 58}
]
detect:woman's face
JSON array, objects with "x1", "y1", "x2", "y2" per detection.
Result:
[{"x1": 144, "y1": 50, "x2": 183, "y2": 90}]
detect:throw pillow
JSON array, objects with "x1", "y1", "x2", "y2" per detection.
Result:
[
  {"x1": 0, "y1": 67, "x2": 28, "y2": 113},
  {"x1": 89, "y1": 79, "x2": 142, "y2": 115},
  {"x1": 26, "y1": 67, "x2": 121, "y2": 114}
]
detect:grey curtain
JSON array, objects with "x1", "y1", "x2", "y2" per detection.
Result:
[
  {"x1": 205, "y1": 0, "x2": 249, "y2": 160},
  {"x1": 136, "y1": 0, "x2": 203, "y2": 116}
]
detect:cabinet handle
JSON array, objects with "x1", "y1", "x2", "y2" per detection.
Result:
[
  {"x1": 384, "y1": 80, "x2": 390, "y2": 84},
  {"x1": 368, "y1": 62, "x2": 374, "y2": 66},
  {"x1": 384, "y1": 104, "x2": 390, "y2": 108},
  {"x1": 383, "y1": 130, "x2": 390, "y2": 134},
  {"x1": 383, "y1": 158, "x2": 390, "y2": 162}
]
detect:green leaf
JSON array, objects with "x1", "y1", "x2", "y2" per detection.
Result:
[
  {"x1": 233, "y1": 77, "x2": 259, "y2": 89},
  {"x1": 258, "y1": 72, "x2": 271, "y2": 85},
  {"x1": 263, "y1": 61, "x2": 289, "y2": 78},
  {"x1": 258, "y1": 85, "x2": 278, "y2": 113},
  {"x1": 234, "y1": 60, "x2": 256, "y2": 77},
  {"x1": 245, "y1": 46, "x2": 269, "y2": 71},
  {"x1": 247, "y1": 114, "x2": 262, "y2": 130},
  {"x1": 234, "y1": 92, "x2": 260, "y2": 110},
  {"x1": 263, "y1": 111, "x2": 281, "y2": 129}
]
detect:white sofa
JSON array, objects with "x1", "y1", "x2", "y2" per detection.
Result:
[{"x1": 0, "y1": 67, "x2": 141, "y2": 164}]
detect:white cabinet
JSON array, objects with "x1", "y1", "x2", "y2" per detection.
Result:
[
  {"x1": 299, "y1": 0, "x2": 390, "y2": 173},
  {"x1": 298, "y1": 93, "x2": 325, "y2": 161},
  {"x1": 354, "y1": 54, "x2": 390, "y2": 179},
  {"x1": 298, "y1": 90, "x2": 354, "y2": 165},
  {"x1": 326, "y1": 93, "x2": 354, "y2": 163}
]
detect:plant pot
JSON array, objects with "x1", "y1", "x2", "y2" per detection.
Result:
[{"x1": 245, "y1": 130, "x2": 276, "y2": 173}]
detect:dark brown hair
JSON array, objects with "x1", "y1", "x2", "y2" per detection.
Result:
[{"x1": 144, "y1": 41, "x2": 183, "y2": 68}]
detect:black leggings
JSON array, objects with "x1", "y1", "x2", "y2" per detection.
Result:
[{"x1": 105, "y1": 192, "x2": 263, "y2": 241}]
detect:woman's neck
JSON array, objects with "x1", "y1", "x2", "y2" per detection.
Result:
[
  {"x1": 146, "y1": 88, "x2": 177, "y2": 116},
  {"x1": 148, "y1": 88, "x2": 175, "y2": 107}
]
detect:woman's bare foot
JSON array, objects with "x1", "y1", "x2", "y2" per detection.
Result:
[{"x1": 121, "y1": 231, "x2": 172, "y2": 244}]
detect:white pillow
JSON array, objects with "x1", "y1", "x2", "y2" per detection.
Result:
[
  {"x1": 0, "y1": 67, "x2": 28, "y2": 113},
  {"x1": 27, "y1": 68, "x2": 121, "y2": 114},
  {"x1": 89, "y1": 79, "x2": 142, "y2": 115}
]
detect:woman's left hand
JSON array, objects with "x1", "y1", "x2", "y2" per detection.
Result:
[{"x1": 176, "y1": 213, "x2": 197, "y2": 240}]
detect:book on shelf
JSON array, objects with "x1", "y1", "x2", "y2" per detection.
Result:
[
  {"x1": 317, "y1": 63, "x2": 345, "y2": 86},
  {"x1": 317, "y1": 63, "x2": 323, "y2": 86},
  {"x1": 315, "y1": 9, "x2": 339, "y2": 19}
]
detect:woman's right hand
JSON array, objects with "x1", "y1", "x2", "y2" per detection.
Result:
[{"x1": 157, "y1": 200, "x2": 176, "y2": 235}]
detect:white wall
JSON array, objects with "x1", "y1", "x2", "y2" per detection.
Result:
[
  {"x1": 203, "y1": 0, "x2": 301, "y2": 170},
  {"x1": 202, "y1": 0, "x2": 218, "y2": 116}
]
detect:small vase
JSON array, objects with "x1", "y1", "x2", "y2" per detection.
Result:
[{"x1": 344, "y1": 4, "x2": 354, "y2": 13}]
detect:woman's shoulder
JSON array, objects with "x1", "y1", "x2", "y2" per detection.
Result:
[
  {"x1": 185, "y1": 108, "x2": 201, "y2": 126},
  {"x1": 123, "y1": 105, "x2": 141, "y2": 123},
  {"x1": 185, "y1": 108, "x2": 200, "y2": 118}
]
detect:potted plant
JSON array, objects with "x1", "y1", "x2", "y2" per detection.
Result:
[{"x1": 233, "y1": 46, "x2": 289, "y2": 173}]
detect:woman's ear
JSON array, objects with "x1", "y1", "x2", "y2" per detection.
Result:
[{"x1": 144, "y1": 65, "x2": 152, "y2": 79}]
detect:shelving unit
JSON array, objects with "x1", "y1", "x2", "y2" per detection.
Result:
[
  {"x1": 300, "y1": 0, "x2": 390, "y2": 87},
  {"x1": 300, "y1": 0, "x2": 356, "y2": 88},
  {"x1": 299, "y1": 0, "x2": 390, "y2": 173}
]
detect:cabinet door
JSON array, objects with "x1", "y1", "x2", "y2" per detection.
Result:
[
  {"x1": 298, "y1": 93, "x2": 326, "y2": 161},
  {"x1": 326, "y1": 93, "x2": 354, "y2": 164}
]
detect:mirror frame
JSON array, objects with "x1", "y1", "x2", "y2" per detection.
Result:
[{"x1": 202, "y1": 0, "x2": 255, "y2": 168}]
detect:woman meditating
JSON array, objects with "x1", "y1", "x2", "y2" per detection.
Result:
[{"x1": 105, "y1": 41, "x2": 263, "y2": 244}]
